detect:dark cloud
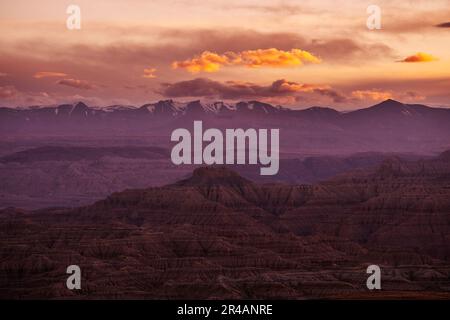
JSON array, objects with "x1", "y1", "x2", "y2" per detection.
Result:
[
  {"x1": 313, "y1": 88, "x2": 348, "y2": 103},
  {"x1": 161, "y1": 29, "x2": 393, "y2": 63},
  {"x1": 160, "y1": 78, "x2": 262, "y2": 99},
  {"x1": 376, "y1": 9, "x2": 450, "y2": 33},
  {"x1": 160, "y1": 78, "x2": 346, "y2": 103},
  {"x1": 9, "y1": 28, "x2": 392, "y2": 71},
  {"x1": 227, "y1": 3, "x2": 320, "y2": 17},
  {"x1": 436, "y1": 22, "x2": 450, "y2": 28},
  {"x1": 57, "y1": 79, "x2": 97, "y2": 90}
]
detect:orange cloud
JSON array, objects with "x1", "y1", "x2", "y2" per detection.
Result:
[
  {"x1": 172, "y1": 48, "x2": 321, "y2": 73},
  {"x1": 234, "y1": 48, "x2": 321, "y2": 68},
  {"x1": 142, "y1": 68, "x2": 157, "y2": 78},
  {"x1": 399, "y1": 52, "x2": 438, "y2": 63},
  {"x1": 352, "y1": 90, "x2": 393, "y2": 101},
  {"x1": 172, "y1": 52, "x2": 229, "y2": 73},
  {"x1": 57, "y1": 79, "x2": 96, "y2": 90},
  {"x1": 34, "y1": 71, "x2": 68, "y2": 79}
]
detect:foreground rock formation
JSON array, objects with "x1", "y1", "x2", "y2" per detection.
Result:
[{"x1": 1, "y1": 153, "x2": 450, "y2": 299}]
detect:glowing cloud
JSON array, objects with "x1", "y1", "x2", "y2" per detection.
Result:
[
  {"x1": 172, "y1": 48, "x2": 321, "y2": 73},
  {"x1": 142, "y1": 68, "x2": 157, "y2": 78},
  {"x1": 33, "y1": 71, "x2": 68, "y2": 79},
  {"x1": 399, "y1": 52, "x2": 438, "y2": 63},
  {"x1": 172, "y1": 52, "x2": 229, "y2": 73},
  {"x1": 352, "y1": 90, "x2": 393, "y2": 101},
  {"x1": 235, "y1": 48, "x2": 321, "y2": 68}
]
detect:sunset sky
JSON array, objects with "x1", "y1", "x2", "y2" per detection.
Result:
[{"x1": 0, "y1": 0, "x2": 449, "y2": 109}]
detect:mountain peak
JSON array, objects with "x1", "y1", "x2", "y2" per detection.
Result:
[
  {"x1": 375, "y1": 99, "x2": 404, "y2": 108},
  {"x1": 301, "y1": 106, "x2": 340, "y2": 116},
  {"x1": 74, "y1": 101, "x2": 89, "y2": 109},
  {"x1": 70, "y1": 101, "x2": 90, "y2": 117},
  {"x1": 185, "y1": 100, "x2": 205, "y2": 115}
]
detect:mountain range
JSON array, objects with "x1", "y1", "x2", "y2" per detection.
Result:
[
  {"x1": 2, "y1": 99, "x2": 450, "y2": 154},
  {"x1": 2, "y1": 98, "x2": 450, "y2": 122}
]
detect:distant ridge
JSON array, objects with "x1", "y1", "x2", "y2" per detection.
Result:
[
  {"x1": 1, "y1": 99, "x2": 450, "y2": 154},
  {"x1": 2, "y1": 98, "x2": 448, "y2": 118}
]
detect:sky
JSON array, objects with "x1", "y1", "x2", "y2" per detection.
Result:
[{"x1": 0, "y1": 0, "x2": 449, "y2": 109}]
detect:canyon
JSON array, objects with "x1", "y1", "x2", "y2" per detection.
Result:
[{"x1": 1, "y1": 153, "x2": 449, "y2": 299}]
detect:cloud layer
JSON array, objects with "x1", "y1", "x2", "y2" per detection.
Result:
[{"x1": 160, "y1": 78, "x2": 345, "y2": 104}]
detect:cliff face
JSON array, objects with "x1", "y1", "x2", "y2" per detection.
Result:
[{"x1": 1, "y1": 154, "x2": 450, "y2": 299}]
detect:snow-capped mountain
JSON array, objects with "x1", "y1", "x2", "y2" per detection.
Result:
[{"x1": 1, "y1": 99, "x2": 450, "y2": 145}]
